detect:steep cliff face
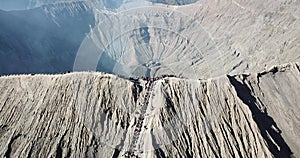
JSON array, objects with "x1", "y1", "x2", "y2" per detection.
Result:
[{"x1": 0, "y1": 63, "x2": 298, "y2": 157}]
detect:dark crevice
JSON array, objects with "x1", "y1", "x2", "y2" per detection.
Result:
[
  {"x1": 154, "y1": 148, "x2": 167, "y2": 158},
  {"x1": 256, "y1": 74, "x2": 262, "y2": 85},
  {"x1": 112, "y1": 148, "x2": 120, "y2": 158},
  {"x1": 27, "y1": 143, "x2": 34, "y2": 158},
  {"x1": 132, "y1": 83, "x2": 143, "y2": 103},
  {"x1": 183, "y1": 130, "x2": 193, "y2": 158},
  {"x1": 231, "y1": 60, "x2": 243, "y2": 71},
  {"x1": 228, "y1": 75, "x2": 293, "y2": 158},
  {"x1": 56, "y1": 145, "x2": 63, "y2": 158},
  {"x1": 165, "y1": 95, "x2": 176, "y2": 114},
  {"x1": 56, "y1": 130, "x2": 68, "y2": 158},
  {"x1": 269, "y1": 67, "x2": 279, "y2": 74},
  {"x1": 257, "y1": 66, "x2": 280, "y2": 79},
  {"x1": 4, "y1": 133, "x2": 22, "y2": 158},
  {"x1": 210, "y1": 126, "x2": 222, "y2": 156},
  {"x1": 185, "y1": 149, "x2": 193, "y2": 158},
  {"x1": 257, "y1": 71, "x2": 267, "y2": 78},
  {"x1": 204, "y1": 131, "x2": 219, "y2": 157},
  {"x1": 295, "y1": 64, "x2": 300, "y2": 72}
]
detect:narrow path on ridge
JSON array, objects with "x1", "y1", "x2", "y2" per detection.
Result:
[{"x1": 123, "y1": 79, "x2": 155, "y2": 158}]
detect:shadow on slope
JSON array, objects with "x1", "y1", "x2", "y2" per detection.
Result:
[{"x1": 228, "y1": 75, "x2": 293, "y2": 158}]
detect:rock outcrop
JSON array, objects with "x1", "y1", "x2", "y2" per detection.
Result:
[{"x1": 0, "y1": 62, "x2": 299, "y2": 157}]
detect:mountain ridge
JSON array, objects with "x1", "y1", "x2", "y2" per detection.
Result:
[{"x1": 0, "y1": 62, "x2": 299, "y2": 157}]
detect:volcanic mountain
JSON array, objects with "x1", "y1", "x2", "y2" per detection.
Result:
[{"x1": 0, "y1": 0, "x2": 299, "y2": 157}]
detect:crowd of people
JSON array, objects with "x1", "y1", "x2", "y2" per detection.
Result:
[
  {"x1": 128, "y1": 74, "x2": 180, "y2": 81},
  {"x1": 123, "y1": 81, "x2": 154, "y2": 157}
]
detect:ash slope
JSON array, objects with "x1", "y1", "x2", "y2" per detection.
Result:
[
  {"x1": 0, "y1": 62, "x2": 299, "y2": 158},
  {"x1": 75, "y1": 0, "x2": 300, "y2": 79}
]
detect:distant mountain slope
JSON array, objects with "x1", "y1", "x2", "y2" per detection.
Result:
[
  {"x1": 0, "y1": 62, "x2": 298, "y2": 157},
  {"x1": 0, "y1": 2, "x2": 95, "y2": 75},
  {"x1": 0, "y1": 0, "x2": 299, "y2": 78},
  {"x1": 73, "y1": 0, "x2": 300, "y2": 79}
]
